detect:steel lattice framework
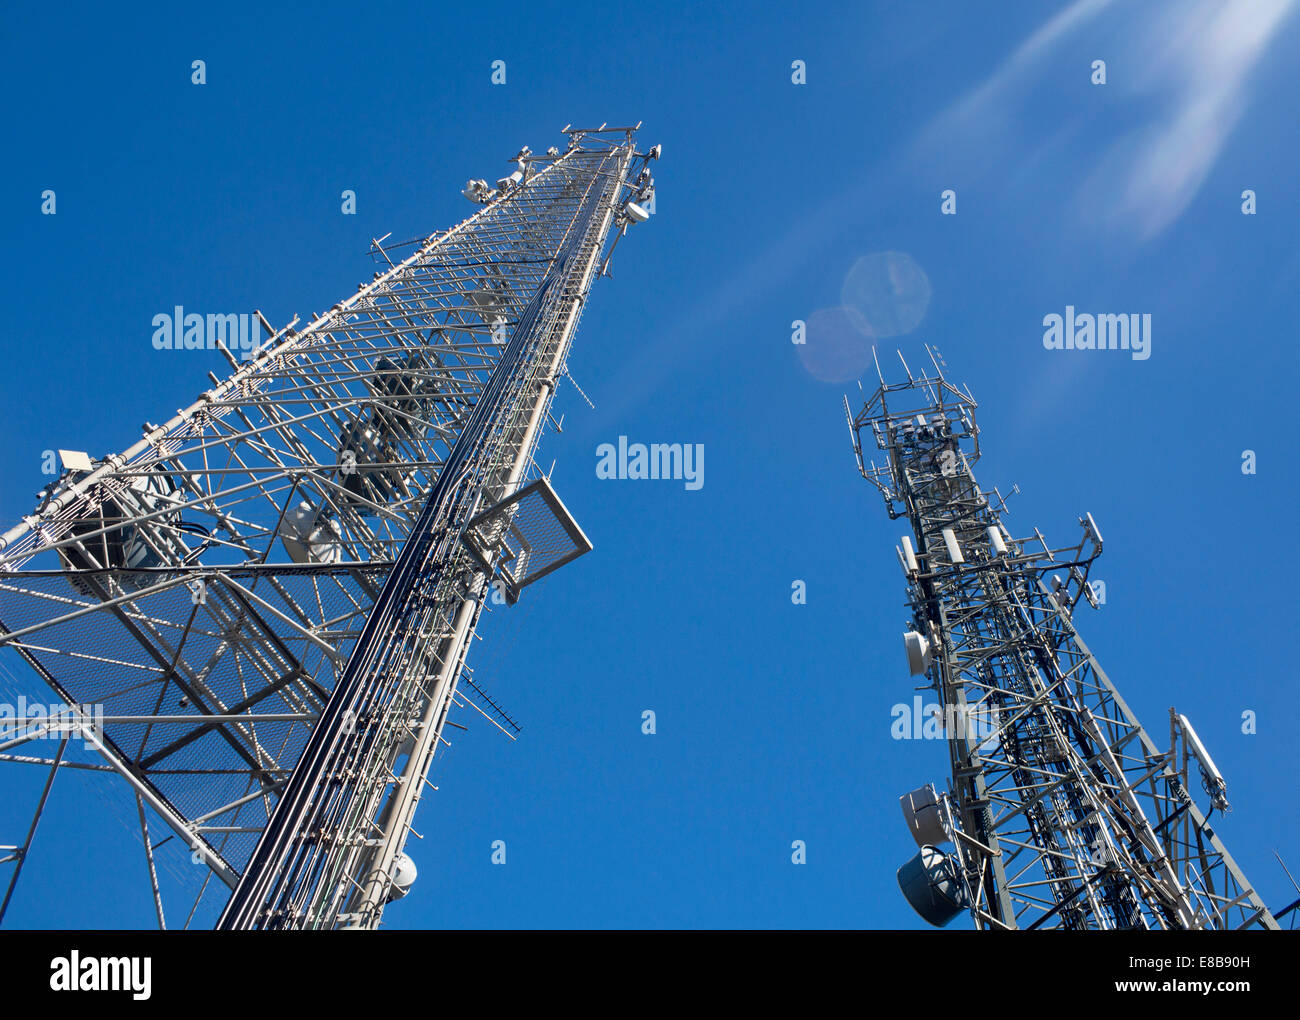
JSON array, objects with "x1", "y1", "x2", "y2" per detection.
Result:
[
  {"x1": 848, "y1": 346, "x2": 1278, "y2": 931},
  {"x1": 0, "y1": 125, "x2": 657, "y2": 929}
]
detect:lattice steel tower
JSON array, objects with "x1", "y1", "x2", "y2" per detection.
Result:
[
  {"x1": 848, "y1": 346, "x2": 1278, "y2": 930},
  {"x1": 0, "y1": 125, "x2": 659, "y2": 929}
]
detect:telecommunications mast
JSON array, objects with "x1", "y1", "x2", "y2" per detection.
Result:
[
  {"x1": 0, "y1": 125, "x2": 659, "y2": 929},
  {"x1": 848, "y1": 346, "x2": 1279, "y2": 930}
]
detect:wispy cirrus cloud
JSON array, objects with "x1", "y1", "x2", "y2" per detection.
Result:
[
  {"x1": 917, "y1": 0, "x2": 1297, "y2": 242},
  {"x1": 1091, "y1": 0, "x2": 1296, "y2": 239}
]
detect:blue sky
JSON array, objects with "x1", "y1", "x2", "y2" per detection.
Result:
[{"x1": 1, "y1": 0, "x2": 1298, "y2": 929}]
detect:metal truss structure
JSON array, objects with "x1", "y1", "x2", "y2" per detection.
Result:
[
  {"x1": 0, "y1": 124, "x2": 658, "y2": 929},
  {"x1": 848, "y1": 346, "x2": 1280, "y2": 931}
]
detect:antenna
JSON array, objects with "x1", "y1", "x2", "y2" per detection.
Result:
[
  {"x1": 897, "y1": 349, "x2": 914, "y2": 383},
  {"x1": 1178, "y1": 713, "x2": 1230, "y2": 812}
]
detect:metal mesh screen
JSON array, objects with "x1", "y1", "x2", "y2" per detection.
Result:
[
  {"x1": 0, "y1": 564, "x2": 387, "y2": 871},
  {"x1": 460, "y1": 477, "x2": 592, "y2": 601}
]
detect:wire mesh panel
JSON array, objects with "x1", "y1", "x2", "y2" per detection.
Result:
[
  {"x1": 0, "y1": 564, "x2": 381, "y2": 872},
  {"x1": 460, "y1": 477, "x2": 592, "y2": 602}
]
